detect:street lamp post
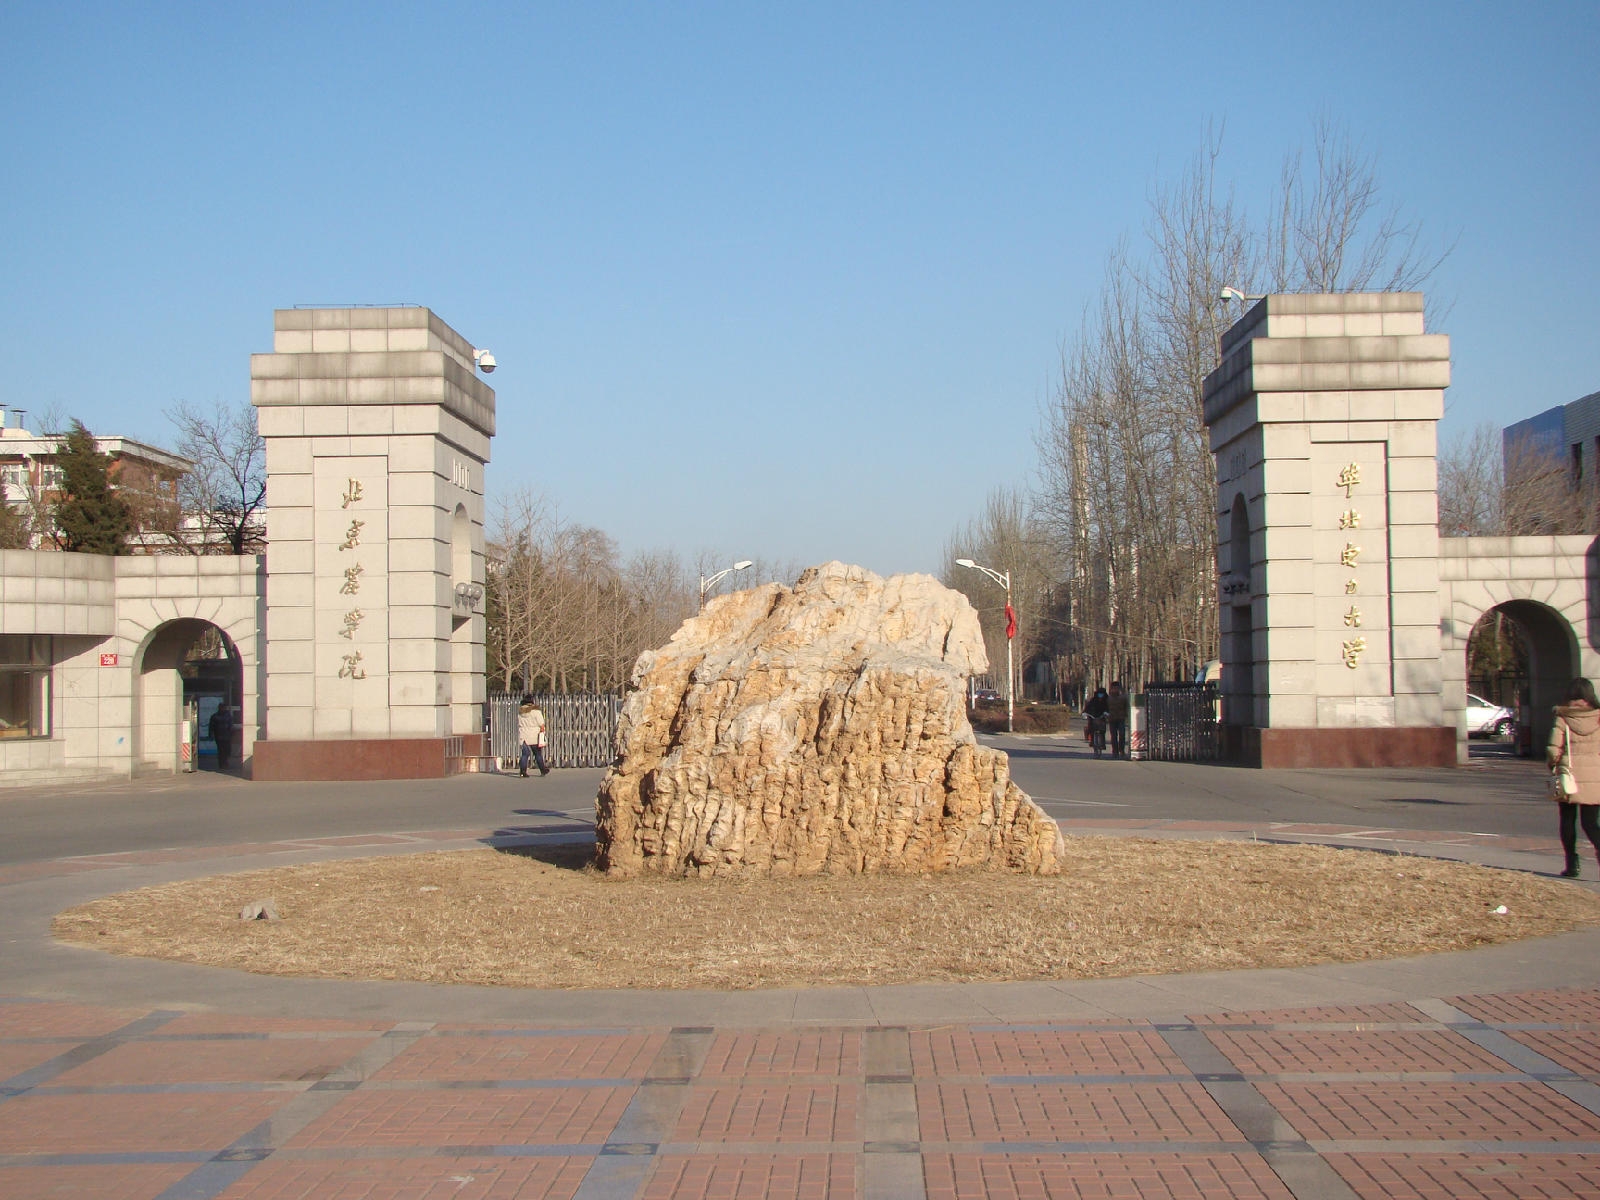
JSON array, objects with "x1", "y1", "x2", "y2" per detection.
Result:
[
  {"x1": 956, "y1": 557, "x2": 1014, "y2": 734},
  {"x1": 699, "y1": 560, "x2": 753, "y2": 611}
]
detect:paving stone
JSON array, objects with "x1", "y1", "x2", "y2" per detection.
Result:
[
  {"x1": 1324, "y1": 1152, "x2": 1600, "y2": 1200},
  {"x1": 922, "y1": 1152, "x2": 1296, "y2": 1199},
  {"x1": 911, "y1": 1027, "x2": 1185, "y2": 1077},
  {"x1": 1257, "y1": 1080, "x2": 1600, "y2": 1141},
  {"x1": 672, "y1": 1083, "x2": 862, "y2": 1142},
  {"x1": 283, "y1": 1086, "x2": 634, "y2": 1149},
  {"x1": 640, "y1": 1153, "x2": 856, "y2": 1200},
  {"x1": 1204, "y1": 1028, "x2": 1518, "y2": 1075},
  {"x1": 917, "y1": 1082, "x2": 1245, "y2": 1143},
  {"x1": 52, "y1": 1036, "x2": 383, "y2": 1086},
  {"x1": 700, "y1": 1030, "x2": 865, "y2": 1079},
  {"x1": 214, "y1": 1154, "x2": 592, "y2": 1199},
  {"x1": 372, "y1": 1033, "x2": 666, "y2": 1082}
]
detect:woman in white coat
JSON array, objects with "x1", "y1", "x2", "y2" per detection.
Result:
[{"x1": 518, "y1": 700, "x2": 550, "y2": 777}]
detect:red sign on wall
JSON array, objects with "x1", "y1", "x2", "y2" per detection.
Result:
[{"x1": 99, "y1": 653, "x2": 119, "y2": 667}]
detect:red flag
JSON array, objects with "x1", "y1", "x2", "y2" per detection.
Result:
[{"x1": 1005, "y1": 602, "x2": 1016, "y2": 640}]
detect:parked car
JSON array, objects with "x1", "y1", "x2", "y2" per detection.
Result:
[
  {"x1": 1465, "y1": 693, "x2": 1515, "y2": 739},
  {"x1": 972, "y1": 689, "x2": 1002, "y2": 703}
]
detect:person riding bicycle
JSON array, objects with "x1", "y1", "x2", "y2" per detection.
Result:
[{"x1": 1084, "y1": 686, "x2": 1110, "y2": 756}]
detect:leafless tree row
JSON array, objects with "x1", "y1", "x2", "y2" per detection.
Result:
[
  {"x1": 942, "y1": 487, "x2": 1063, "y2": 699},
  {"x1": 1439, "y1": 426, "x2": 1600, "y2": 538},
  {"x1": 951, "y1": 119, "x2": 1452, "y2": 695},
  {"x1": 485, "y1": 487, "x2": 803, "y2": 694}
]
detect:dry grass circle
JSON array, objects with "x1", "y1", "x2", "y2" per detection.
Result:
[{"x1": 53, "y1": 837, "x2": 1600, "y2": 991}]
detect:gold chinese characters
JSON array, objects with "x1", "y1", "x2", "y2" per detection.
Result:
[
  {"x1": 1337, "y1": 462, "x2": 1361, "y2": 497},
  {"x1": 1337, "y1": 462, "x2": 1366, "y2": 667},
  {"x1": 1341, "y1": 636, "x2": 1367, "y2": 669}
]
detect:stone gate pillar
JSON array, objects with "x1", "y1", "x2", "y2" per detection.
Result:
[
  {"x1": 1202, "y1": 293, "x2": 1453, "y2": 767},
  {"x1": 248, "y1": 307, "x2": 494, "y2": 780}
]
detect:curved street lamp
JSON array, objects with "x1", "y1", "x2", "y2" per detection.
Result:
[
  {"x1": 699, "y1": 560, "x2": 753, "y2": 611},
  {"x1": 956, "y1": 557, "x2": 1014, "y2": 733}
]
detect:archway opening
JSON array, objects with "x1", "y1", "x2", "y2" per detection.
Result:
[
  {"x1": 1465, "y1": 600, "x2": 1577, "y2": 760},
  {"x1": 1224, "y1": 492, "x2": 1254, "y2": 727},
  {"x1": 135, "y1": 619, "x2": 243, "y2": 773}
]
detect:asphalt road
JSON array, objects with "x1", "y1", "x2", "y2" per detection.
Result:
[
  {"x1": 0, "y1": 736, "x2": 1555, "y2": 866},
  {"x1": 997, "y1": 732, "x2": 1554, "y2": 840}
]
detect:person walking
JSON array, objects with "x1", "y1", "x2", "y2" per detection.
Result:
[
  {"x1": 1546, "y1": 677, "x2": 1600, "y2": 879},
  {"x1": 518, "y1": 699, "x2": 550, "y2": 777},
  {"x1": 1106, "y1": 681, "x2": 1129, "y2": 760},
  {"x1": 208, "y1": 703, "x2": 234, "y2": 770}
]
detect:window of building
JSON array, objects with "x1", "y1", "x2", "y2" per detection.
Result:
[
  {"x1": 38, "y1": 464, "x2": 63, "y2": 491},
  {"x1": 0, "y1": 463, "x2": 26, "y2": 499},
  {"x1": 0, "y1": 635, "x2": 51, "y2": 740}
]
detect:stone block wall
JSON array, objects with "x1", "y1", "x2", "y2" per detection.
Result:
[
  {"x1": 1, "y1": 551, "x2": 115, "y2": 780},
  {"x1": 1439, "y1": 534, "x2": 1600, "y2": 762},
  {"x1": 251, "y1": 308, "x2": 492, "y2": 758},
  {"x1": 0, "y1": 550, "x2": 263, "y2": 782},
  {"x1": 1205, "y1": 294, "x2": 1453, "y2": 767}
]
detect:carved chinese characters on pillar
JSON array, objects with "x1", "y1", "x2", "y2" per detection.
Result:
[
  {"x1": 338, "y1": 519, "x2": 364, "y2": 552},
  {"x1": 337, "y1": 479, "x2": 366, "y2": 656},
  {"x1": 1338, "y1": 461, "x2": 1365, "y2": 668}
]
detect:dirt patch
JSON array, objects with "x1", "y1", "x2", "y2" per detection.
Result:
[{"x1": 53, "y1": 838, "x2": 1600, "y2": 991}]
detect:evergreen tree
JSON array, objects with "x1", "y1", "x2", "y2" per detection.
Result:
[
  {"x1": 51, "y1": 421, "x2": 133, "y2": 554},
  {"x1": 0, "y1": 496, "x2": 30, "y2": 549}
]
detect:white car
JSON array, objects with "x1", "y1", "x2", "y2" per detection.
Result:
[{"x1": 1465, "y1": 693, "x2": 1515, "y2": 739}]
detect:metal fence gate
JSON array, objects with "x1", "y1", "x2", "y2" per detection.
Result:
[
  {"x1": 1142, "y1": 683, "x2": 1221, "y2": 762},
  {"x1": 487, "y1": 692, "x2": 624, "y2": 770}
]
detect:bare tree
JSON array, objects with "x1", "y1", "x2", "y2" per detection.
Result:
[
  {"x1": 1502, "y1": 433, "x2": 1600, "y2": 536},
  {"x1": 944, "y1": 485, "x2": 1063, "y2": 701},
  {"x1": 487, "y1": 490, "x2": 723, "y2": 694},
  {"x1": 1264, "y1": 115, "x2": 1454, "y2": 299},
  {"x1": 1025, "y1": 118, "x2": 1453, "y2": 697},
  {"x1": 1438, "y1": 423, "x2": 1505, "y2": 537},
  {"x1": 163, "y1": 400, "x2": 267, "y2": 554}
]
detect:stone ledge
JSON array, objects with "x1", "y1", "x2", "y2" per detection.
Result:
[
  {"x1": 252, "y1": 736, "x2": 480, "y2": 781},
  {"x1": 1224, "y1": 725, "x2": 1456, "y2": 769}
]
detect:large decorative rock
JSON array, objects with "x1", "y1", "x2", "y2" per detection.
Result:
[{"x1": 595, "y1": 562, "x2": 1063, "y2": 877}]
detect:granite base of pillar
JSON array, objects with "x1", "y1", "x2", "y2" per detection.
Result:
[
  {"x1": 1223, "y1": 725, "x2": 1457, "y2": 769},
  {"x1": 251, "y1": 734, "x2": 487, "y2": 782}
]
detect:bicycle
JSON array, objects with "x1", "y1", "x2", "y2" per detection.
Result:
[{"x1": 1088, "y1": 713, "x2": 1108, "y2": 759}]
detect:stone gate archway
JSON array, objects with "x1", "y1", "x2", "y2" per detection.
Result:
[
  {"x1": 133, "y1": 619, "x2": 244, "y2": 771},
  {"x1": 1440, "y1": 535, "x2": 1600, "y2": 761}
]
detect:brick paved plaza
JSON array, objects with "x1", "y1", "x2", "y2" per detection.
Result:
[
  {"x1": 1, "y1": 760, "x2": 1597, "y2": 1198},
  {"x1": 3, "y1": 988, "x2": 1599, "y2": 1198}
]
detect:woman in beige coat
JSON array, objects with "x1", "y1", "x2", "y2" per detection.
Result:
[{"x1": 1546, "y1": 678, "x2": 1600, "y2": 878}]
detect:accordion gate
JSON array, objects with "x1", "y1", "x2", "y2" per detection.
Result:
[{"x1": 488, "y1": 692, "x2": 623, "y2": 770}]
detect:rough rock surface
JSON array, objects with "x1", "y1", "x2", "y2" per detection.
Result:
[{"x1": 595, "y1": 562, "x2": 1063, "y2": 877}]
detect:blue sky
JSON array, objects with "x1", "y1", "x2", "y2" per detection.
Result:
[{"x1": 2, "y1": 2, "x2": 1595, "y2": 576}]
